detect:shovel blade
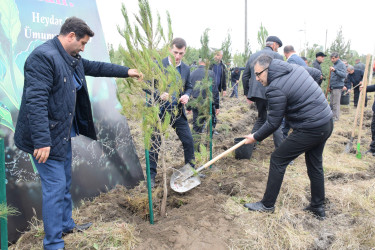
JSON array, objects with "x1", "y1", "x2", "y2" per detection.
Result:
[{"x1": 170, "y1": 164, "x2": 201, "y2": 193}]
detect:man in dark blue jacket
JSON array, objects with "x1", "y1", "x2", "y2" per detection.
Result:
[
  {"x1": 14, "y1": 17, "x2": 141, "y2": 250},
  {"x1": 148, "y1": 38, "x2": 195, "y2": 187},
  {"x1": 230, "y1": 67, "x2": 244, "y2": 98},
  {"x1": 188, "y1": 59, "x2": 219, "y2": 149},
  {"x1": 283, "y1": 45, "x2": 307, "y2": 66},
  {"x1": 243, "y1": 55, "x2": 333, "y2": 220}
]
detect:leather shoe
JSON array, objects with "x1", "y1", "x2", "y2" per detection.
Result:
[
  {"x1": 303, "y1": 205, "x2": 325, "y2": 220},
  {"x1": 244, "y1": 201, "x2": 275, "y2": 213},
  {"x1": 365, "y1": 150, "x2": 375, "y2": 156},
  {"x1": 63, "y1": 222, "x2": 92, "y2": 236}
]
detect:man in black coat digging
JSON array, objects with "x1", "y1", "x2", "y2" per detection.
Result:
[{"x1": 243, "y1": 55, "x2": 333, "y2": 220}]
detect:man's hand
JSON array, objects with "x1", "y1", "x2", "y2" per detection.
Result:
[
  {"x1": 246, "y1": 98, "x2": 253, "y2": 104},
  {"x1": 215, "y1": 109, "x2": 220, "y2": 115},
  {"x1": 343, "y1": 86, "x2": 347, "y2": 91},
  {"x1": 127, "y1": 69, "x2": 143, "y2": 80},
  {"x1": 223, "y1": 91, "x2": 227, "y2": 97},
  {"x1": 160, "y1": 92, "x2": 169, "y2": 101},
  {"x1": 33, "y1": 147, "x2": 51, "y2": 163},
  {"x1": 179, "y1": 94, "x2": 189, "y2": 105},
  {"x1": 244, "y1": 133, "x2": 256, "y2": 144},
  {"x1": 359, "y1": 83, "x2": 363, "y2": 91},
  {"x1": 330, "y1": 66, "x2": 335, "y2": 72}
]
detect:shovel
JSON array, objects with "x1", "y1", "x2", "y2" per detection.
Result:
[
  {"x1": 344, "y1": 92, "x2": 362, "y2": 153},
  {"x1": 170, "y1": 138, "x2": 247, "y2": 193}
]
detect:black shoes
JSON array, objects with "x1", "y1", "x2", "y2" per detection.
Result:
[
  {"x1": 244, "y1": 201, "x2": 275, "y2": 213},
  {"x1": 303, "y1": 205, "x2": 325, "y2": 220},
  {"x1": 365, "y1": 150, "x2": 375, "y2": 156},
  {"x1": 63, "y1": 222, "x2": 92, "y2": 236}
]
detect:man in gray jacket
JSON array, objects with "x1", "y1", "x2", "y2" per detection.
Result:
[
  {"x1": 329, "y1": 52, "x2": 347, "y2": 121},
  {"x1": 242, "y1": 36, "x2": 284, "y2": 148},
  {"x1": 243, "y1": 55, "x2": 333, "y2": 220}
]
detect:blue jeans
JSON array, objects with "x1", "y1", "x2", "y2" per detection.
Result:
[
  {"x1": 34, "y1": 141, "x2": 75, "y2": 250},
  {"x1": 230, "y1": 82, "x2": 238, "y2": 98}
]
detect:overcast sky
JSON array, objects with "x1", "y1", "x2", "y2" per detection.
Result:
[{"x1": 96, "y1": 0, "x2": 375, "y2": 61}]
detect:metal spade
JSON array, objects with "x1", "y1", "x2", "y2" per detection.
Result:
[{"x1": 170, "y1": 138, "x2": 247, "y2": 193}]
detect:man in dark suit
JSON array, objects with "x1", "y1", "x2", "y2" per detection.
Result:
[
  {"x1": 149, "y1": 38, "x2": 195, "y2": 187},
  {"x1": 242, "y1": 36, "x2": 284, "y2": 149}
]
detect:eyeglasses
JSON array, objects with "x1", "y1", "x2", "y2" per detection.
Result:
[{"x1": 255, "y1": 67, "x2": 268, "y2": 77}]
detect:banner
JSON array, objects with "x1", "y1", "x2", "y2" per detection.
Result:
[{"x1": 0, "y1": 0, "x2": 144, "y2": 243}]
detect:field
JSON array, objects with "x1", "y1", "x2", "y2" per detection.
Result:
[{"x1": 11, "y1": 85, "x2": 375, "y2": 249}]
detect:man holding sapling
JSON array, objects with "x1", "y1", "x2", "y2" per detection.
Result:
[
  {"x1": 243, "y1": 55, "x2": 333, "y2": 220},
  {"x1": 148, "y1": 38, "x2": 195, "y2": 188}
]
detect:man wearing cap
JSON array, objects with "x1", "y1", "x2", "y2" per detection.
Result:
[
  {"x1": 329, "y1": 52, "x2": 347, "y2": 121},
  {"x1": 242, "y1": 36, "x2": 284, "y2": 149},
  {"x1": 313, "y1": 52, "x2": 326, "y2": 86}
]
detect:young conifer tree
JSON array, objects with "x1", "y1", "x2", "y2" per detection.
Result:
[
  {"x1": 117, "y1": 0, "x2": 183, "y2": 217},
  {"x1": 187, "y1": 29, "x2": 216, "y2": 165}
]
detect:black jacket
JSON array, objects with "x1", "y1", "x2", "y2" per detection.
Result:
[
  {"x1": 312, "y1": 59, "x2": 323, "y2": 86},
  {"x1": 366, "y1": 85, "x2": 375, "y2": 111},
  {"x1": 254, "y1": 59, "x2": 332, "y2": 142},
  {"x1": 14, "y1": 36, "x2": 130, "y2": 161},
  {"x1": 210, "y1": 61, "x2": 227, "y2": 92},
  {"x1": 190, "y1": 65, "x2": 219, "y2": 109}
]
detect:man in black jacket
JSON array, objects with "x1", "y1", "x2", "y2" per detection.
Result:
[
  {"x1": 242, "y1": 36, "x2": 284, "y2": 149},
  {"x1": 361, "y1": 84, "x2": 375, "y2": 156},
  {"x1": 347, "y1": 65, "x2": 367, "y2": 107},
  {"x1": 243, "y1": 55, "x2": 333, "y2": 220},
  {"x1": 14, "y1": 17, "x2": 142, "y2": 250},
  {"x1": 312, "y1": 52, "x2": 326, "y2": 86},
  {"x1": 188, "y1": 59, "x2": 219, "y2": 149}
]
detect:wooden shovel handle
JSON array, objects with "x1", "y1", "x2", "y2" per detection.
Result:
[
  {"x1": 325, "y1": 71, "x2": 332, "y2": 99},
  {"x1": 196, "y1": 138, "x2": 247, "y2": 172},
  {"x1": 351, "y1": 92, "x2": 363, "y2": 138},
  {"x1": 357, "y1": 54, "x2": 372, "y2": 147}
]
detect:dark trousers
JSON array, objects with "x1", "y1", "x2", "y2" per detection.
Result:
[
  {"x1": 281, "y1": 118, "x2": 290, "y2": 139},
  {"x1": 353, "y1": 87, "x2": 368, "y2": 107},
  {"x1": 230, "y1": 82, "x2": 238, "y2": 98},
  {"x1": 370, "y1": 111, "x2": 375, "y2": 152},
  {"x1": 261, "y1": 119, "x2": 333, "y2": 208},
  {"x1": 252, "y1": 98, "x2": 283, "y2": 148},
  {"x1": 192, "y1": 106, "x2": 216, "y2": 150},
  {"x1": 149, "y1": 115, "x2": 195, "y2": 178}
]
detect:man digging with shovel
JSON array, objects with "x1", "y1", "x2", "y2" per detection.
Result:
[{"x1": 243, "y1": 55, "x2": 333, "y2": 220}]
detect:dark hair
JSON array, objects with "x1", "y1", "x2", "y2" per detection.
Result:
[
  {"x1": 171, "y1": 37, "x2": 187, "y2": 49},
  {"x1": 252, "y1": 54, "x2": 273, "y2": 68},
  {"x1": 301, "y1": 56, "x2": 307, "y2": 61},
  {"x1": 283, "y1": 45, "x2": 295, "y2": 54},
  {"x1": 60, "y1": 17, "x2": 94, "y2": 40},
  {"x1": 330, "y1": 52, "x2": 339, "y2": 58}
]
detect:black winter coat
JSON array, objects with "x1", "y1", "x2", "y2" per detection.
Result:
[
  {"x1": 14, "y1": 36, "x2": 130, "y2": 161},
  {"x1": 253, "y1": 59, "x2": 332, "y2": 142}
]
